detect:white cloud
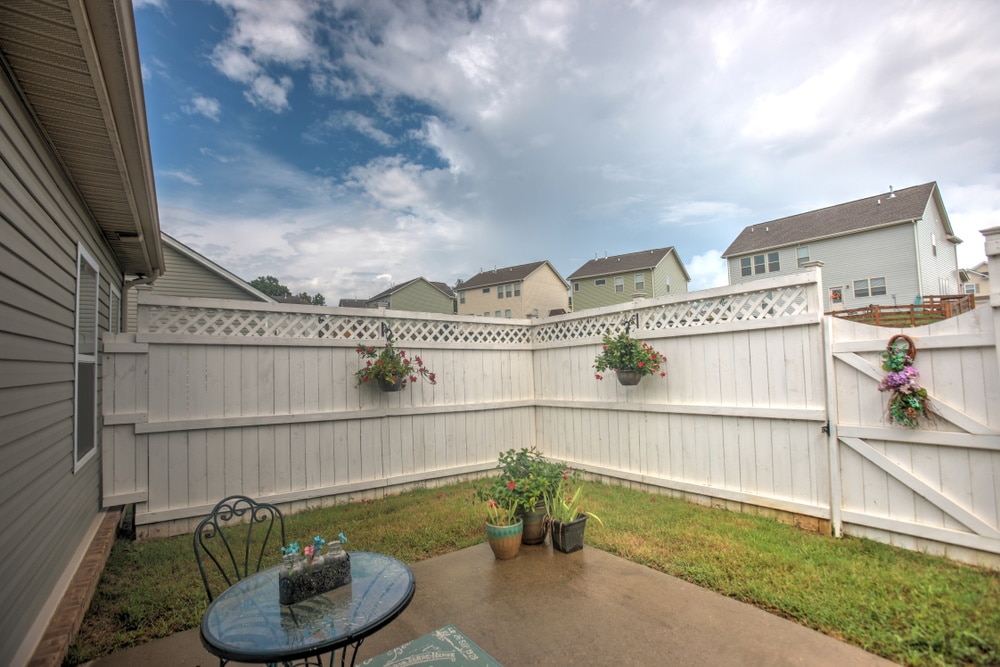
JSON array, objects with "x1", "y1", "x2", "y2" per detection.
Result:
[
  {"x1": 162, "y1": 170, "x2": 202, "y2": 186},
  {"x1": 244, "y1": 75, "x2": 293, "y2": 112},
  {"x1": 182, "y1": 96, "x2": 221, "y2": 121},
  {"x1": 686, "y1": 250, "x2": 728, "y2": 291}
]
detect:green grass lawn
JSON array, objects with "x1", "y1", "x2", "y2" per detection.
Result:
[{"x1": 66, "y1": 481, "x2": 1000, "y2": 666}]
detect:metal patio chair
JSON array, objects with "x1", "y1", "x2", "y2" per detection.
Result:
[{"x1": 194, "y1": 494, "x2": 287, "y2": 603}]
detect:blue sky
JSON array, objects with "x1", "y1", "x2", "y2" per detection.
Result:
[{"x1": 134, "y1": 0, "x2": 1000, "y2": 304}]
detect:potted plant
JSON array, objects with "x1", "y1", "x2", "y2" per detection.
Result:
[
  {"x1": 495, "y1": 448, "x2": 568, "y2": 545},
  {"x1": 474, "y1": 478, "x2": 523, "y2": 560},
  {"x1": 355, "y1": 341, "x2": 436, "y2": 392},
  {"x1": 544, "y1": 478, "x2": 604, "y2": 554},
  {"x1": 593, "y1": 329, "x2": 666, "y2": 386}
]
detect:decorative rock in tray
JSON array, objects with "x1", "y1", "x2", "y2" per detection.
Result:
[{"x1": 279, "y1": 534, "x2": 351, "y2": 605}]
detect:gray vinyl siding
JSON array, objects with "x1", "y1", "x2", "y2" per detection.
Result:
[
  {"x1": 1, "y1": 68, "x2": 121, "y2": 666},
  {"x1": 726, "y1": 223, "x2": 923, "y2": 311},
  {"x1": 126, "y1": 243, "x2": 267, "y2": 331},
  {"x1": 915, "y1": 199, "x2": 961, "y2": 295}
]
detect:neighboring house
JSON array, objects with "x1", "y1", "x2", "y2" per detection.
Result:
[
  {"x1": 126, "y1": 233, "x2": 274, "y2": 330},
  {"x1": 960, "y1": 261, "x2": 989, "y2": 298},
  {"x1": 457, "y1": 261, "x2": 569, "y2": 318},
  {"x1": 722, "y1": 182, "x2": 962, "y2": 311},
  {"x1": 0, "y1": 3, "x2": 164, "y2": 665},
  {"x1": 366, "y1": 277, "x2": 456, "y2": 314},
  {"x1": 338, "y1": 298, "x2": 369, "y2": 308},
  {"x1": 567, "y1": 247, "x2": 691, "y2": 311}
]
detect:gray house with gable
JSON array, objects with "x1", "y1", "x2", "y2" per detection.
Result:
[{"x1": 722, "y1": 182, "x2": 962, "y2": 312}]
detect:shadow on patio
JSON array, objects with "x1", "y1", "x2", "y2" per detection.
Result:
[{"x1": 85, "y1": 542, "x2": 892, "y2": 667}]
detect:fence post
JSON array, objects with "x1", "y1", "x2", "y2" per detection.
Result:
[{"x1": 983, "y1": 227, "x2": 1000, "y2": 384}]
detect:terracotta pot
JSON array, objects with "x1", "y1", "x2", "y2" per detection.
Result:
[{"x1": 485, "y1": 518, "x2": 523, "y2": 560}]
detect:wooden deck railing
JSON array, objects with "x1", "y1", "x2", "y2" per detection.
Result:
[{"x1": 826, "y1": 294, "x2": 976, "y2": 327}]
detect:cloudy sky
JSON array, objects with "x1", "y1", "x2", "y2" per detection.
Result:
[{"x1": 134, "y1": 0, "x2": 1000, "y2": 304}]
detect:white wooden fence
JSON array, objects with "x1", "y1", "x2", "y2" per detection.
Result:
[{"x1": 101, "y1": 256, "x2": 1000, "y2": 567}]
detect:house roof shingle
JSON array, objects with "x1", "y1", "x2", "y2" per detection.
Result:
[
  {"x1": 338, "y1": 298, "x2": 369, "y2": 308},
  {"x1": 458, "y1": 261, "x2": 566, "y2": 289},
  {"x1": 721, "y1": 182, "x2": 949, "y2": 258},
  {"x1": 567, "y1": 247, "x2": 684, "y2": 280},
  {"x1": 368, "y1": 277, "x2": 456, "y2": 302}
]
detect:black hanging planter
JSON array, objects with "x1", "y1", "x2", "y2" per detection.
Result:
[
  {"x1": 615, "y1": 370, "x2": 641, "y2": 386},
  {"x1": 551, "y1": 515, "x2": 588, "y2": 553},
  {"x1": 377, "y1": 377, "x2": 405, "y2": 392}
]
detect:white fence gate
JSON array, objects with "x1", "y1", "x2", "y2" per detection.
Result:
[{"x1": 101, "y1": 255, "x2": 1000, "y2": 567}]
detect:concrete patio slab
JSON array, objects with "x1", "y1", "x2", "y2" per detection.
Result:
[{"x1": 83, "y1": 542, "x2": 895, "y2": 666}]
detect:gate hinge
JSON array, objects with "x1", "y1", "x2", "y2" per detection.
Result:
[{"x1": 821, "y1": 422, "x2": 831, "y2": 434}]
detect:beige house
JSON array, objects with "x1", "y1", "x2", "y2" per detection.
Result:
[
  {"x1": 366, "y1": 277, "x2": 456, "y2": 314},
  {"x1": 567, "y1": 247, "x2": 690, "y2": 311},
  {"x1": 0, "y1": 2, "x2": 164, "y2": 664},
  {"x1": 457, "y1": 261, "x2": 569, "y2": 318},
  {"x1": 960, "y1": 261, "x2": 989, "y2": 298},
  {"x1": 126, "y1": 233, "x2": 274, "y2": 330}
]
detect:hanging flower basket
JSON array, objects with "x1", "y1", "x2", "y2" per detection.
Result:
[
  {"x1": 355, "y1": 340, "x2": 436, "y2": 391},
  {"x1": 593, "y1": 330, "x2": 666, "y2": 385},
  {"x1": 877, "y1": 334, "x2": 934, "y2": 429}
]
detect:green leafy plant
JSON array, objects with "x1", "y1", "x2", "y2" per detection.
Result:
[
  {"x1": 355, "y1": 341, "x2": 436, "y2": 389},
  {"x1": 496, "y1": 447, "x2": 568, "y2": 512},
  {"x1": 544, "y1": 478, "x2": 604, "y2": 526},
  {"x1": 877, "y1": 336, "x2": 933, "y2": 429},
  {"x1": 473, "y1": 477, "x2": 521, "y2": 526},
  {"x1": 593, "y1": 330, "x2": 666, "y2": 380}
]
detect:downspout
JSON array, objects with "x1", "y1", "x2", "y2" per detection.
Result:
[{"x1": 121, "y1": 270, "x2": 160, "y2": 332}]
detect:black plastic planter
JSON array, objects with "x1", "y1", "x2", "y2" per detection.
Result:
[{"x1": 551, "y1": 515, "x2": 588, "y2": 553}]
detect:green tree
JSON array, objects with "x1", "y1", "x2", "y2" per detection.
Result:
[{"x1": 250, "y1": 275, "x2": 291, "y2": 298}]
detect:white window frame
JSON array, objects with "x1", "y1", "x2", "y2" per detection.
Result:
[
  {"x1": 459, "y1": 291, "x2": 466, "y2": 304},
  {"x1": 513, "y1": 282, "x2": 521, "y2": 296},
  {"x1": 573, "y1": 282, "x2": 580, "y2": 292},
  {"x1": 853, "y1": 277, "x2": 887, "y2": 299},
  {"x1": 964, "y1": 283, "x2": 979, "y2": 294},
  {"x1": 634, "y1": 274, "x2": 644, "y2": 291},
  {"x1": 614, "y1": 276, "x2": 624, "y2": 293},
  {"x1": 74, "y1": 244, "x2": 100, "y2": 472},
  {"x1": 796, "y1": 246, "x2": 809, "y2": 268},
  {"x1": 740, "y1": 257, "x2": 752, "y2": 277},
  {"x1": 767, "y1": 251, "x2": 780, "y2": 272},
  {"x1": 504, "y1": 309, "x2": 511, "y2": 318},
  {"x1": 753, "y1": 254, "x2": 766, "y2": 274},
  {"x1": 594, "y1": 278, "x2": 606, "y2": 286}
]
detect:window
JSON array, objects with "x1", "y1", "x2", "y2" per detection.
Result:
[
  {"x1": 505, "y1": 284, "x2": 513, "y2": 298},
  {"x1": 595, "y1": 278, "x2": 606, "y2": 286},
  {"x1": 614, "y1": 276, "x2": 624, "y2": 293},
  {"x1": 459, "y1": 291, "x2": 466, "y2": 304},
  {"x1": 932, "y1": 233, "x2": 937, "y2": 257},
  {"x1": 484, "y1": 311, "x2": 490, "y2": 316},
  {"x1": 109, "y1": 283, "x2": 121, "y2": 334},
  {"x1": 498, "y1": 286, "x2": 503, "y2": 299},
  {"x1": 482, "y1": 287, "x2": 490, "y2": 293},
  {"x1": 740, "y1": 257, "x2": 752, "y2": 277},
  {"x1": 853, "y1": 277, "x2": 887, "y2": 298},
  {"x1": 495, "y1": 310, "x2": 501, "y2": 317},
  {"x1": 796, "y1": 246, "x2": 809, "y2": 267},
  {"x1": 532, "y1": 308, "x2": 539, "y2": 317},
  {"x1": 964, "y1": 283, "x2": 979, "y2": 294},
  {"x1": 634, "y1": 274, "x2": 644, "y2": 291},
  {"x1": 514, "y1": 282, "x2": 520, "y2": 296},
  {"x1": 767, "y1": 252, "x2": 780, "y2": 272},
  {"x1": 504, "y1": 309, "x2": 511, "y2": 318},
  {"x1": 753, "y1": 254, "x2": 766, "y2": 274},
  {"x1": 574, "y1": 282, "x2": 580, "y2": 292},
  {"x1": 75, "y1": 245, "x2": 99, "y2": 471}
]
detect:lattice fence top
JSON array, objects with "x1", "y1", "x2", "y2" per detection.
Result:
[
  {"x1": 534, "y1": 282, "x2": 812, "y2": 343},
  {"x1": 139, "y1": 277, "x2": 816, "y2": 345}
]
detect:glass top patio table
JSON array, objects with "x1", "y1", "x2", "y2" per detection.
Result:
[{"x1": 200, "y1": 551, "x2": 415, "y2": 665}]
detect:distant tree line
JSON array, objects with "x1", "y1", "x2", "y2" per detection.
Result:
[{"x1": 250, "y1": 275, "x2": 326, "y2": 305}]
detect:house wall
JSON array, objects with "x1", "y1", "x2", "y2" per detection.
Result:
[
  {"x1": 572, "y1": 270, "x2": 651, "y2": 311},
  {"x1": 376, "y1": 281, "x2": 454, "y2": 315},
  {"x1": 457, "y1": 280, "x2": 508, "y2": 317},
  {"x1": 655, "y1": 254, "x2": 690, "y2": 297},
  {"x1": 521, "y1": 264, "x2": 569, "y2": 317},
  {"x1": 915, "y1": 197, "x2": 961, "y2": 295},
  {"x1": 1, "y1": 68, "x2": 121, "y2": 666},
  {"x1": 126, "y1": 242, "x2": 265, "y2": 331},
  {"x1": 728, "y1": 224, "x2": 922, "y2": 311}
]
